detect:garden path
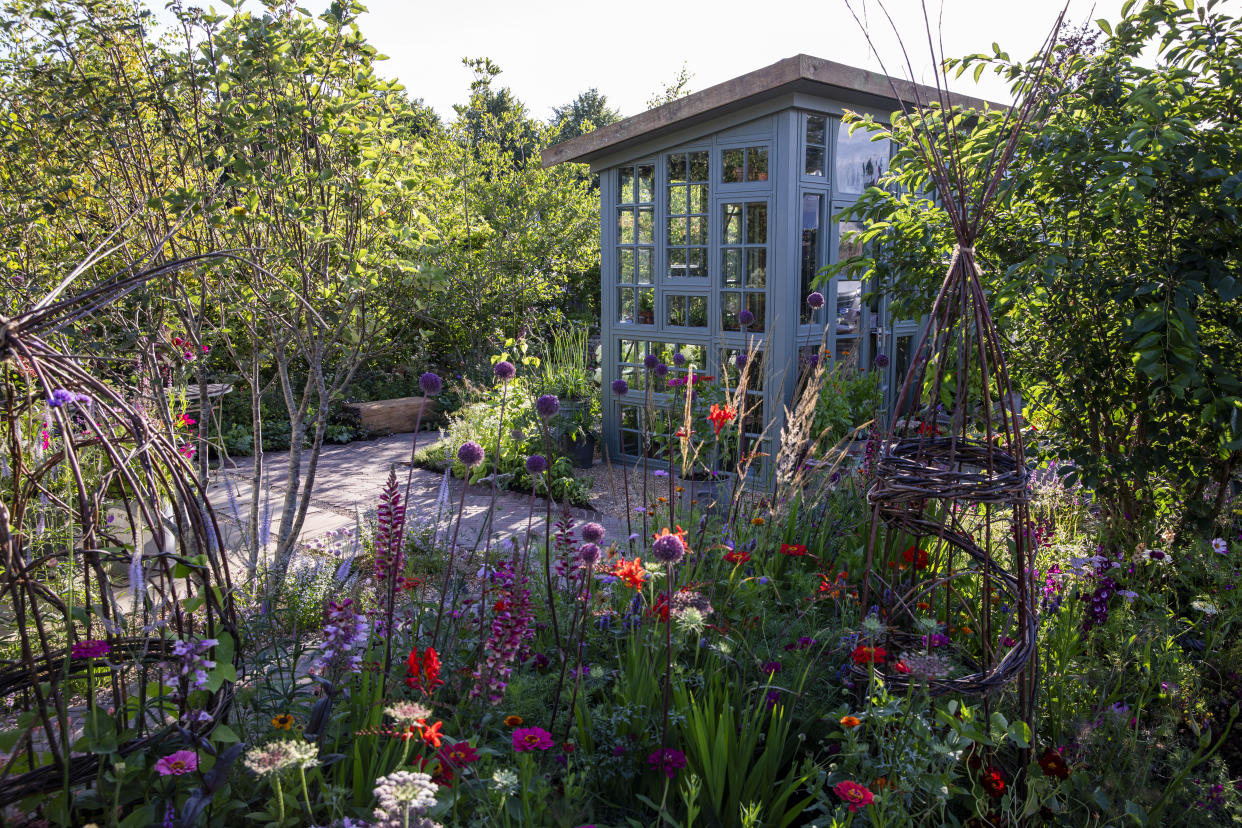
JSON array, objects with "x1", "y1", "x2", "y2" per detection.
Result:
[{"x1": 204, "y1": 433, "x2": 626, "y2": 565}]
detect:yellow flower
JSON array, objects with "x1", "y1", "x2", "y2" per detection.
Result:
[
  {"x1": 840, "y1": 715, "x2": 861, "y2": 728},
  {"x1": 503, "y1": 715, "x2": 523, "y2": 727},
  {"x1": 271, "y1": 713, "x2": 294, "y2": 730},
  {"x1": 750, "y1": 517, "x2": 765, "y2": 526}
]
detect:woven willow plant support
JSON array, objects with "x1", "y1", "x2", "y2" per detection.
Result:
[
  {"x1": 845, "y1": 2, "x2": 1074, "y2": 726},
  {"x1": 0, "y1": 246, "x2": 237, "y2": 805}
]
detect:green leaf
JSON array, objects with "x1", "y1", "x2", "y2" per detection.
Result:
[{"x1": 212, "y1": 723, "x2": 240, "y2": 743}]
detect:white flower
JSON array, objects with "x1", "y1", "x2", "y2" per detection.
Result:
[
  {"x1": 244, "y1": 740, "x2": 319, "y2": 777},
  {"x1": 1211, "y1": 538, "x2": 1229, "y2": 555},
  {"x1": 372, "y1": 770, "x2": 441, "y2": 828},
  {"x1": 491, "y1": 768, "x2": 519, "y2": 794},
  {"x1": 1191, "y1": 599, "x2": 1219, "y2": 616},
  {"x1": 385, "y1": 702, "x2": 431, "y2": 725}
]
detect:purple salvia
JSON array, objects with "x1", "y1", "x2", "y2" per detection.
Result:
[{"x1": 311, "y1": 598, "x2": 369, "y2": 677}]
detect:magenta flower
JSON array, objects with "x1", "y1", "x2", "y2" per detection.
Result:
[
  {"x1": 71, "y1": 639, "x2": 111, "y2": 659},
  {"x1": 647, "y1": 747, "x2": 687, "y2": 778},
  {"x1": 512, "y1": 726, "x2": 554, "y2": 752},
  {"x1": 155, "y1": 749, "x2": 198, "y2": 777}
]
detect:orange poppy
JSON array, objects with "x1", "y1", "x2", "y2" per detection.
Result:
[{"x1": 840, "y1": 715, "x2": 861, "y2": 728}]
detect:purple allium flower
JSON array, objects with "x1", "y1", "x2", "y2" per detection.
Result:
[
  {"x1": 419, "y1": 372, "x2": 442, "y2": 396},
  {"x1": 807, "y1": 353, "x2": 820, "y2": 366},
  {"x1": 643, "y1": 354, "x2": 658, "y2": 370},
  {"x1": 652, "y1": 532, "x2": 685, "y2": 564},
  {"x1": 71, "y1": 639, "x2": 111, "y2": 659},
  {"x1": 655, "y1": 362, "x2": 669, "y2": 377},
  {"x1": 526, "y1": 454, "x2": 548, "y2": 474},
  {"x1": 647, "y1": 748, "x2": 687, "y2": 778},
  {"x1": 673, "y1": 351, "x2": 686, "y2": 365},
  {"x1": 735, "y1": 353, "x2": 747, "y2": 368},
  {"x1": 457, "y1": 441, "x2": 485, "y2": 467},
  {"x1": 611, "y1": 379, "x2": 629, "y2": 395},
  {"x1": 581, "y1": 522, "x2": 605, "y2": 544},
  {"x1": 578, "y1": 543, "x2": 601, "y2": 565},
  {"x1": 874, "y1": 353, "x2": 890, "y2": 368},
  {"x1": 806, "y1": 291, "x2": 825, "y2": 309},
  {"x1": 493, "y1": 360, "x2": 516, "y2": 382},
  {"x1": 738, "y1": 309, "x2": 755, "y2": 327},
  {"x1": 48, "y1": 389, "x2": 74, "y2": 408},
  {"x1": 535, "y1": 394, "x2": 560, "y2": 419}
]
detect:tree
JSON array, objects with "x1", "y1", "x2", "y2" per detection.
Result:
[
  {"x1": 646, "y1": 62, "x2": 693, "y2": 110},
  {"x1": 836, "y1": 0, "x2": 1242, "y2": 535},
  {"x1": 552, "y1": 88, "x2": 621, "y2": 141}
]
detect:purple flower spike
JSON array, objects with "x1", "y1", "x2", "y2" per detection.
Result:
[
  {"x1": 493, "y1": 360, "x2": 516, "y2": 382},
  {"x1": 806, "y1": 291, "x2": 825, "y2": 309},
  {"x1": 419, "y1": 372, "x2": 443, "y2": 396},
  {"x1": 644, "y1": 354, "x2": 659, "y2": 370},
  {"x1": 457, "y1": 441, "x2": 485, "y2": 467},
  {"x1": 611, "y1": 379, "x2": 629, "y2": 395},
  {"x1": 536, "y1": 394, "x2": 560, "y2": 419},
  {"x1": 526, "y1": 454, "x2": 548, "y2": 474},
  {"x1": 738, "y1": 309, "x2": 755, "y2": 327},
  {"x1": 581, "y1": 522, "x2": 605, "y2": 543}
]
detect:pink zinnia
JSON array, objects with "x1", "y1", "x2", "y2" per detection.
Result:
[
  {"x1": 155, "y1": 749, "x2": 198, "y2": 776},
  {"x1": 833, "y1": 779, "x2": 874, "y2": 812},
  {"x1": 512, "y1": 726, "x2": 553, "y2": 752},
  {"x1": 71, "y1": 640, "x2": 111, "y2": 659}
]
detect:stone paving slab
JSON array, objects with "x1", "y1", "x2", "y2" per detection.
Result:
[{"x1": 205, "y1": 434, "x2": 626, "y2": 564}]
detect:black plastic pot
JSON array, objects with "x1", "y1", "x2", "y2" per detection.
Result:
[{"x1": 562, "y1": 432, "x2": 596, "y2": 468}]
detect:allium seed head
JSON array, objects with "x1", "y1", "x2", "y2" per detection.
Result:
[
  {"x1": 457, "y1": 441, "x2": 485, "y2": 467},
  {"x1": 493, "y1": 360, "x2": 516, "y2": 382},
  {"x1": 419, "y1": 372, "x2": 443, "y2": 396}
]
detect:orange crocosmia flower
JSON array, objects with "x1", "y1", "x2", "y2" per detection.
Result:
[
  {"x1": 840, "y1": 715, "x2": 861, "y2": 728},
  {"x1": 418, "y1": 720, "x2": 444, "y2": 749},
  {"x1": 612, "y1": 557, "x2": 646, "y2": 590},
  {"x1": 707, "y1": 403, "x2": 737, "y2": 436}
]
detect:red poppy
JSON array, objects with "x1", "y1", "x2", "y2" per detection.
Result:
[
  {"x1": 902, "y1": 546, "x2": 930, "y2": 569},
  {"x1": 780, "y1": 543, "x2": 808, "y2": 557},
  {"x1": 980, "y1": 766, "x2": 1006, "y2": 798},
  {"x1": 850, "y1": 645, "x2": 887, "y2": 665}
]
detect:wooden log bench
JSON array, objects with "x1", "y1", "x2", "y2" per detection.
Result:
[{"x1": 344, "y1": 396, "x2": 436, "y2": 435}]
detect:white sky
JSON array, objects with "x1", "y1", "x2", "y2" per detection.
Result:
[{"x1": 147, "y1": 0, "x2": 1133, "y2": 120}]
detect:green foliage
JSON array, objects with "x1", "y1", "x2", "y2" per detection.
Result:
[{"x1": 835, "y1": 0, "x2": 1242, "y2": 534}]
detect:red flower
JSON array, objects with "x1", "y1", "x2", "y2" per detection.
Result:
[
  {"x1": 648, "y1": 594, "x2": 670, "y2": 622},
  {"x1": 417, "y1": 754, "x2": 454, "y2": 787},
  {"x1": 439, "y1": 741, "x2": 480, "y2": 769},
  {"x1": 780, "y1": 543, "x2": 808, "y2": 557},
  {"x1": 405, "y1": 647, "x2": 445, "y2": 693},
  {"x1": 707, "y1": 403, "x2": 737, "y2": 437},
  {"x1": 833, "y1": 780, "x2": 875, "y2": 812},
  {"x1": 1037, "y1": 748, "x2": 1070, "y2": 780},
  {"x1": 894, "y1": 660, "x2": 911, "y2": 674},
  {"x1": 419, "y1": 720, "x2": 444, "y2": 748},
  {"x1": 850, "y1": 645, "x2": 887, "y2": 665},
  {"x1": 724, "y1": 548, "x2": 751, "y2": 565},
  {"x1": 980, "y1": 766, "x2": 1006, "y2": 798},
  {"x1": 902, "y1": 546, "x2": 930, "y2": 569}
]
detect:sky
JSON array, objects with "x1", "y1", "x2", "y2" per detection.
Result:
[{"x1": 145, "y1": 0, "x2": 1132, "y2": 121}]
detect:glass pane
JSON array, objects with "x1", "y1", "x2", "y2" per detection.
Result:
[
  {"x1": 836, "y1": 280, "x2": 862, "y2": 334},
  {"x1": 688, "y1": 295, "x2": 707, "y2": 327},
  {"x1": 638, "y1": 164, "x2": 655, "y2": 202},
  {"x1": 684, "y1": 344, "x2": 706, "y2": 366},
  {"x1": 722, "y1": 249, "x2": 741, "y2": 287},
  {"x1": 689, "y1": 151, "x2": 709, "y2": 182},
  {"x1": 618, "y1": 288, "x2": 634, "y2": 323},
  {"x1": 721, "y1": 291, "x2": 741, "y2": 330},
  {"x1": 668, "y1": 247, "x2": 686, "y2": 279},
  {"x1": 637, "y1": 288, "x2": 655, "y2": 325},
  {"x1": 836, "y1": 121, "x2": 891, "y2": 191},
  {"x1": 687, "y1": 248, "x2": 705, "y2": 278},
  {"x1": 837, "y1": 219, "x2": 865, "y2": 265},
  {"x1": 618, "y1": 208, "x2": 635, "y2": 244},
  {"x1": 618, "y1": 167, "x2": 634, "y2": 204},
  {"x1": 637, "y1": 208, "x2": 653, "y2": 243},
  {"x1": 688, "y1": 216, "x2": 707, "y2": 246},
  {"x1": 746, "y1": 249, "x2": 766, "y2": 288},
  {"x1": 668, "y1": 216, "x2": 687, "y2": 245},
  {"x1": 620, "y1": 405, "x2": 640, "y2": 429},
  {"x1": 746, "y1": 293, "x2": 766, "y2": 332},
  {"x1": 637, "y1": 248, "x2": 654, "y2": 282},
  {"x1": 805, "y1": 146, "x2": 825, "y2": 177},
  {"x1": 669, "y1": 184, "x2": 688, "y2": 215},
  {"x1": 666, "y1": 295, "x2": 685, "y2": 327},
  {"x1": 723, "y1": 203, "x2": 742, "y2": 244},
  {"x1": 618, "y1": 248, "x2": 635, "y2": 283},
  {"x1": 689, "y1": 184, "x2": 708, "y2": 214},
  {"x1": 746, "y1": 147, "x2": 768, "y2": 182},
  {"x1": 621, "y1": 364, "x2": 640, "y2": 388},
  {"x1": 806, "y1": 115, "x2": 826, "y2": 146},
  {"x1": 667, "y1": 153, "x2": 687, "y2": 185},
  {"x1": 619, "y1": 339, "x2": 639, "y2": 363},
  {"x1": 722, "y1": 149, "x2": 744, "y2": 183},
  {"x1": 835, "y1": 336, "x2": 858, "y2": 363},
  {"x1": 801, "y1": 194, "x2": 822, "y2": 321},
  {"x1": 746, "y1": 203, "x2": 767, "y2": 244}
]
